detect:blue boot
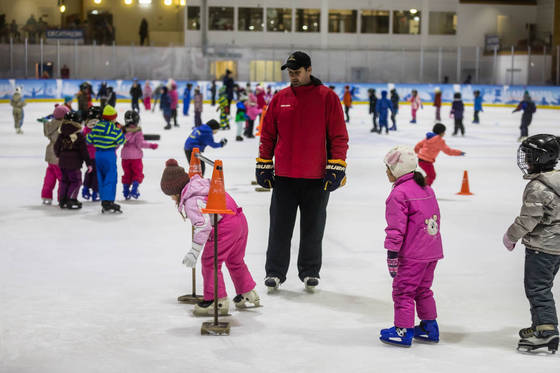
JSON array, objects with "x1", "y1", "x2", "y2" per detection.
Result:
[
  {"x1": 130, "y1": 181, "x2": 140, "y2": 199},
  {"x1": 82, "y1": 187, "x2": 91, "y2": 200},
  {"x1": 123, "y1": 184, "x2": 131, "y2": 200},
  {"x1": 91, "y1": 191, "x2": 99, "y2": 201},
  {"x1": 380, "y1": 326, "x2": 414, "y2": 347},
  {"x1": 414, "y1": 320, "x2": 439, "y2": 343}
]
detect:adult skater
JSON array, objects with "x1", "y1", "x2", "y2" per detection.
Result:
[
  {"x1": 376, "y1": 90, "x2": 393, "y2": 134},
  {"x1": 257, "y1": 51, "x2": 349, "y2": 292},
  {"x1": 513, "y1": 92, "x2": 537, "y2": 142},
  {"x1": 223, "y1": 69, "x2": 234, "y2": 113},
  {"x1": 390, "y1": 88, "x2": 399, "y2": 131},
  {"x1": 368, "y1": 88, "x2": 378, "y2": 132},
  {"x1": 129, "y1": 80, "x2": 142, "y2": 113}
]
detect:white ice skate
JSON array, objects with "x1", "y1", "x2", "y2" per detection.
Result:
[
  {"x1": 517, "y1": 325, "x2": 559, "y2": 354},
  {"x1": 233, "y1": 290, "x2": 260, "y2": 309},
  {"x1": 304, "y1": 277, "x2": 319, "y2": 292},
  {"x1": 42, "y1": 198, "x2": 52, "y2": 205},
  {"x1": 193, "y1": 297, "x2": 229, "y2": 317},
  {"x1": 264, "y1": 277, "x2": 280, "y2": 292}
]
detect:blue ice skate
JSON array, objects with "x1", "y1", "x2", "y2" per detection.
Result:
[
  {"x1": 123, "y1": 184, "x2": 131, "y2": 200},
  {"x1": 380, "y1": 326, "x2": 414, "y2": 347},
  {"x1": 91, "y1": 191, "x2": 99, "y2": 201},
  {"x1": 414, "y1": 320, "x2": 439, "y2": 343},
  {"x1": 130, "y1": 181, "x2": 140, "y2": 199},
  {"x1": 82, "y1": 187, "x2": 91, "y2": 200}
]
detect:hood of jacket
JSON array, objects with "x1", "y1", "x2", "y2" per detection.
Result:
[
  {"x1": 525, "y1": 171, "x2": 560, "y2": 197},
  {"x1": 178, "y1": 175, "x2": 210, "y2": 213}
]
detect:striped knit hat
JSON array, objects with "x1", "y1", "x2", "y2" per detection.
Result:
[
  {"x1": 102, "y1": 105, "x2": 118, "y2": 121},
  {"x1": 160, "y1": 159, "x2": 190, "y2": 196}
]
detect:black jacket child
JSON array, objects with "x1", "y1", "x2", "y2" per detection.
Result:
[{"x1": 54, "y1": 120, "x2": 92, "y2": 170}]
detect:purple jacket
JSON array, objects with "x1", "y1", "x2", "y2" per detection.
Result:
[
  {"x1": 169, "y1": 87, "x2": 178, "y2": 110},
  {"x1": 193, "y1": 92, "x2": 203, "y2": 112},
  {"x1": 121, "y1": 129, "x2": 153, "y2": 159},
  {"x1": 384, "y1": 173, "x2": 443, "y2": 262},
  {"x1": 178, "y1": 175, "x2": 241, "y2": 250}
]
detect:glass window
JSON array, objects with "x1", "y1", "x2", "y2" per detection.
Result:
[
  {"x1": 187, "y1": 6, "x2": 200, "y2": 30},
  {"x1": 361, "y1": 10, "x2": 389, "y2": 34},
  {"x1": 250, "y1": 60, "x2": 282, "y2": 82},
  {"x1": 267, "y1": 8, "x2": 292, "y2": 32},
  {"x1": 209, "y1": 7, "x2": 234, "y2": 31},
  {"x1": 295, "y1": 9, "x2": 320, "y2": 33},
  {"x1": 429, "y1": 12, "x2": 456, "y2": 35},
  {"x1": 328, "y1": 10, "x2": 357, "y2": 33},
  {"x1": 393, "y1": 10, "x2": 421, "y2": 35},
  {"x1": 238, "y1": 7, "x2": 264, "y2": 32}
]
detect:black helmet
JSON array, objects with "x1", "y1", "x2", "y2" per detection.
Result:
[
  {"x1": 87, "y1": 106, "x2": 102, "y2": 120},
  {"x1": 124, "y1": 110, "x2": 140, "y2": 125},
  {"x1": 64, "y1": 111, "x2": 82, "y2": 123},
  {"x1": 517, "y1": 134, "x2": 560, "y2": 175}
]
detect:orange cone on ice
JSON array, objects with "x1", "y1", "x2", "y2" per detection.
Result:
[
  {"x1": 256, "y1": 105, "x2": 267, "y2": 137},
  {"x1": 188, "y1": 147, "x2": 203, "y2": 178},
  {"x1": 457, "y1": 170, "x2": 474, "y2": 196},
  {"x1": 201, "y1": 160, "x2": 234, "y2": 215}
]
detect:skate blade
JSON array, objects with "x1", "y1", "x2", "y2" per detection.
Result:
[
  {"x1": 266, "y1": 286, "x2": 279, "y2": 293},
  {"x1": 413, "y1": 336, "x2": 439, "y2": 344},
  {"x1": 235, "y1": 304, "x2": 263, "y2": 310},
  {"x1": 255, "y1": 187, "x2": 271, "y2": 192},
  {"x1": 250, "y1": 181, "x2": 258, "y2": 185},
  {"x1": 379, "y1": 338, "x2": 412, "y2": 348}
]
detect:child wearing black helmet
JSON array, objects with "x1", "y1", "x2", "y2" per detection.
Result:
[
  {"x1": 120, "y1": 111, "x2": 159, "y2": 199},
  {"x1": 503, "y1": 134, "x2": 560, "y2": 353},
  {"x1": 184, "y1": 119, "x2": 227, "y2": 176}
]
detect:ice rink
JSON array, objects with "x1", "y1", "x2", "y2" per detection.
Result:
[{"x1": 1, "y1": 100, "x2": 560, "y2": 372}]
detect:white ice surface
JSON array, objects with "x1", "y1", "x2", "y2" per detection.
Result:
[{"x1": 1, "y1": 101, "x2": 559, "y2": 373}]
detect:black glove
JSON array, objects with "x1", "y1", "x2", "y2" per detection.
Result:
[
  {"x1": 220, "y1": 138, "x2": 228, "y2": 147},
  {"x1": 255, "y1": 158, "x2": 274, "y2": 189},
  {"x1": 323, "y1": 159, "x2": 347, "y2": 192}
]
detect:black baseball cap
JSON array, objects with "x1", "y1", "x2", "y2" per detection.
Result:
[{"x1": 281, "y1": 51, "x2": 311, "y2": 71}]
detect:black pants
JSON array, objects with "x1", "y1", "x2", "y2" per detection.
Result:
[
  {"x1": 525, "y1": 248, "x2": 560, "y2": 327},
  {"x1": 371, "y1": 112, "x2": 378, "y2": 132},
  {"x1": 453, "y1": 118, "x2": 464, "y2": 136},
  {"x1": 83, "y1": 159, "x2": 98, "y2": 192},
  {"x1": 345, "y1": 106, "x2": 350, "y2": 122},
  {"x1": 391, "y1": 110, "x2": 397, "y2": 129},
  {"x1": 132, "y1": 100, "x2": 140, "y2": 113},
  {"x1": 265, "y1": 177, "x2": 330, "y2": 282},
  {"x1": 171, "y1": 108, "x2": 178, "y2": 126},
  {"x1": 185, "y1": 149, "x2": 205, "y2": 177},
  {"x1": 520, "y1": 116, "x2": 532, "y2": 137},
  {"x1": 473, "y1": 110, "x2": 480, "y2": 123},
  {"x1": 244, "y1": 119, "x2": 255, "y2": 137}
]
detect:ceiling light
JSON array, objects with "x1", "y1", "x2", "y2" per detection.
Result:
[
  {"x1": 410, "y1": 9, "x2": 418, "y2": 14},
  {"x1": 59, "y1": 5, "x2": 66, "y2": 13},
  {"x1": 414, "y1": 16, "x2": 420, "y2": 21},
  {"x1": 139, "y1": 0, "x2": 151, "y2": 4},
  {"x1": 94, "y1": 0, "x2": 102, "y2": 4},
  {"x1": 124, "y1": 0, "x2": 133, "y2": 5},
  {"x1": 164, "y1": 0, "x2": 172, "y2": 6},
  {"x1": 91, "y1": 10, "x2": 99, "y2": 14},
  {"x1": 302, "y1": 25, "x2": 308, "y2": 30}
]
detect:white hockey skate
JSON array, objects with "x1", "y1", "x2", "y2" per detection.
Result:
[
  {"x1": 42, "y1": 198, "x2": 52, "y2": 205},
  {"x1": 304, "y1": 277, "x2": 319, "y2": 292},
  {"x1": 517, "y1": 325, "x2": 559, "y2": 354},
  {"x1": 193, "y1": 297, "x2": 229, "y2": 317},
  {"x1": 233, "y1": 290, "x2": 261, "y2": 309}
]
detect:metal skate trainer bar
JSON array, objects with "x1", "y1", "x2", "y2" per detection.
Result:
[{"x1": 195, "y1": 153, "x2": 215, "y2": 167}]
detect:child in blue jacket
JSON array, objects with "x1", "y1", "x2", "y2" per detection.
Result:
[
  {"x1": 183, "y1": 83, "x2": 192, "y2": 116},
  {"x1": 375, "y1": 90, "x2": 394, "y2": 134},
  {"x1": 473, "y1": 90, "x2": 483, "y2": 124},
  {"x1": 451, "y1": 92, "x2": 465, "y2": 136},
  {"x1": 184, "y1": 119, "x2": 227, "y2": 176}
]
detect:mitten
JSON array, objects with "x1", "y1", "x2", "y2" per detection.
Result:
[
  {"x1": 387, "y1": 250, "x2": 399, "y2": 278},
  {"x1": 220, "y1": 138, "x2": 228, "y2": 147},
  {"x1": 255, "y1": 158, "x2": 274, "y2": 189},
  {"x1": 182, "y1": 243, "x2": 202, "y2": 268},
  {"x1": 150, "y1": 143, "x2": 158, "y2": 150},
  {"x1": 503, "y1": 232, "x2": 516, "y2": 251},
  {"x1": 323, "y1": 159, "x2": 347, "y2": 192}
]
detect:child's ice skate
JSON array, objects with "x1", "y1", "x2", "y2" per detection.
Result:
[
  {"x1": 233, "y1": 290, "x2": 260, "y2": 309},
  {"x1": 413, "y1": 320, "x2": 439, "y2": 343},
  {"x1": 101, "y1": 201, "x2": 122, "y2": 214},
  {"x1": 380, "y1": 326, "x2": 414, "y2": 347},
  {"x1": 130, "y1": 181, "x2": 140, "y2": 199},
  {"x1": 66, "y1": 199, "x2": 82, "y2": 209},
  {"x1": 304, "y1": 277, "x2": 319, "y2": 292},
  {"x1": 82, "y1": 187, "x2": 91, "y2": 200},
  {"x1": 193, "y1": 297, "x2": 229, "y2": 316},
  {"x1": 123, "y1": 184, "x2": 131, "y2": 200},
  {"x1": 91, "y1": 191, "x2": 99, "y2": 201},
  {"x1": 264, "y1": 276, "x2": 280, "y2": 292},
  {"x1": 59, "y1": 198, "x2": 68, "y2": 209},
  {"x1": 42, "y1": 198, "x2": 52, "y2": 205},
  {"x1": 517, "y1": 325, "x2": 559, "y2": 354}
]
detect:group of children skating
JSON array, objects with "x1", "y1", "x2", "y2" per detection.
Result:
[{"x1": 40, "y1": 103, "x2": 157, "y2": 213}]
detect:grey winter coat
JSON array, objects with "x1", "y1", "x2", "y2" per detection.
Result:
[
  {"x1": 506, "y1": 171, "x2": 560, "y2": 255},
  {"x1": 44, "y1": 118, "x2": 63, "y2": 164},
  {"x1": 10, "y1": 92, "x2": 26, "y2": 114}
]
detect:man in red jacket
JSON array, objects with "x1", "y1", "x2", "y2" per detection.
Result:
[{"x1": 256, "y1": 51, "x2": 349, "y2": 292}]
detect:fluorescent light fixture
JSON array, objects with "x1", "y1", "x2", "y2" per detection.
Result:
[
  {"x1": 180, "y1": 0, "x2": 186, "y2": 5},
  {"x1": 124, "y1": 0, "x2": 133, "y2": 4},
  {"x1": 164, "y1": 0, "x2": 172, "y2": 6},
  {"x1": 410, "y1": 9, "x2": 418, "y2": 14},
  {"x1": 94, "y1": 0, "x2": 102, "y2": 4}
]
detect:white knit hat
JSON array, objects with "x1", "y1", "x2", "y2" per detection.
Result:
[{"x1": 384, "y1": 145, "x2": 418, "y2": 179}]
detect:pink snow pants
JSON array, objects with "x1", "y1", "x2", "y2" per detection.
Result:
[
  {"x1": 121, "y1": 159, "x2": 144, "y2": 184},
  {"x1": 393, "y1": 259, "x2": 438, "y2": 328},
  {"x1": 201, "y1": 208, "x2": 256, "y2": 301},
  {"x1": 411, "y1": 108, "x2": 418, "y2": 121},
  {"x1": 143, "y1": 97, "x2": 151, "y2": 111},
  {"x1": 41, "y1": 163, "x2": 62, "y2": 200}
]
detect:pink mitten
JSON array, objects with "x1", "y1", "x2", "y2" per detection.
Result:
[
  {"x1": 150, "y1": 143, "x2": 159, "y2": 150},
  {"x1": 502, "y1": 233, "x2": 516, "y2": 251}
]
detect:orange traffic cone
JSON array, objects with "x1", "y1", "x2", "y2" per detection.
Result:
[
  {"x1": 201, "y1": 160, "x2": 234, "y2": 215},
  {"x1": 457, "y1": 170, "x2": 474, "y2": 196},
  {"x1": 256, "y1": 105, "x2": 267, "y2": 137},
  {"x1": 188, "y1": 147, "x2": 203, "y2": 178}
]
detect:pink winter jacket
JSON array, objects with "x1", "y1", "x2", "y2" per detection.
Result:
[
  {"x1": 384, "y1": 173, "x2": 443, "y2": 262},
  {"x1": 410, "y1": 95, "x2": 422, "y2": 110},
  {"x1": 83, "y1": 124, "x2": 96, "y2": 159},
  {"x1": 143, "y1": 85, "x2": 152, "y2": 100},
  {"x1": 246, "y1": 93, "x2": 261, "y2": 121},
  {"x1": 121, "y1": 129, "x2": 154, "y2": 159},
  {"x1": 178, "y1": 175, "x2": 241, "y2": 250},
  {"x1": 169, "y1": 86, "x2": 179, "y2": 110}
]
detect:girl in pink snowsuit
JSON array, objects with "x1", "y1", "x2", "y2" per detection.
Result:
[
  {"x1": 143, "y1": 82, "x2": 152, "y2": 111},
  {"x1": 160, "y1": 159, "x2": 259, "y2": 316},
  {"x1": 379, "y1": 145, "x2": 443, "y2": 347},
  {"x1": 409, "y1": 90, "x2": 422, "y2": 124}
]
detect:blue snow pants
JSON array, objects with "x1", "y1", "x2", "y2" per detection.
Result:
[{"x1": 95, "y1": 149, "x2": 118, "y2": 202}]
